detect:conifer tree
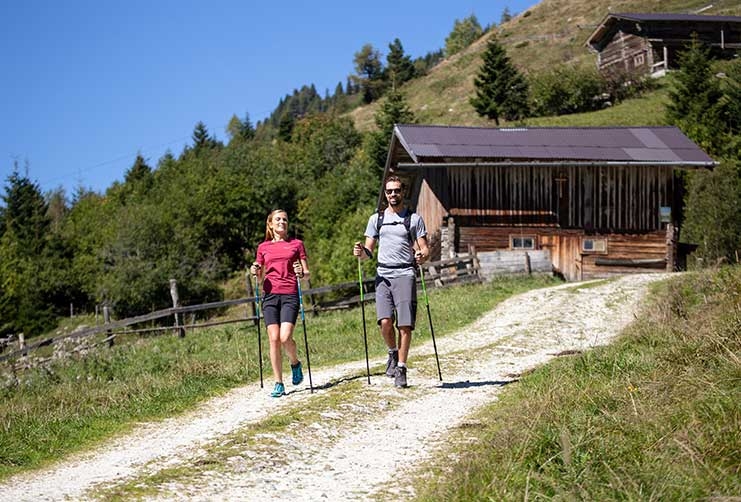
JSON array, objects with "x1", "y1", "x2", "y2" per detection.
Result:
[
  {"x1": 191, "y1": 121, "x2": 218, "y2": 151},
  {"x1": 500, "y1": 7, "x2": 512, "y2": 24},
  {"x1": 666, "y1": 35, "x2": 724, "y2": 156},
  {"x1": 0, "y1": 168, "x2": 56, "y2": 335},
  {"x1": 366, "y1": 90, "x2": 416, "y2": 175},
  {"x1": 386, "y1": 38, "x2": 416, "y2": 90},
  {"x1": 470, "y1": 36, "x2": 530, "y2": 125}
]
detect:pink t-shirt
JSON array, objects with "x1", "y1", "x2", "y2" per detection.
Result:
[{"x1": 256, "y1": 238, "x2": 307, "y2": 294}]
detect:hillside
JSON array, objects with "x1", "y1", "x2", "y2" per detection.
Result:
[{"x1": 348, "y1": 0, "x2": 741, "y2": 131}]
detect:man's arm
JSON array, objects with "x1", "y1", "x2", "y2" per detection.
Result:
[
  {"x1": 353, "y1": 237, "x2": 376, "y2": 260},
  {"x1": 414, "y1": 235, "x2": 429, "y2": 264}
]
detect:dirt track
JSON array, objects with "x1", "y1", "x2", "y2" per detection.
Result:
[{"x1": 0, "y1": 273, "x2": 669, "y2": 501}]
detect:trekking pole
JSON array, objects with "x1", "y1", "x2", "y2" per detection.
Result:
[
  {"x1": 250, "y1": 272, "x2": 264, "y2": 389},
  {"x1": 358, "y1": 257, "x2": 372, "y2": 385},
  {"x1": 296, "y1": 273, "x2": 314, "y2": 393},
  {"x1": 418, "y1": 265, "x2": 443, "y2": 381}
]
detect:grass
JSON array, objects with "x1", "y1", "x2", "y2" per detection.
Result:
[
  {"x1": 348, "y1": 0, "x2": 740, "y2": 132},
  {"x1": 0, "y1": 274, "x2": 558, "y2": 481},
  {"x1": 412, "y1": 265, "x2": 741, "y2": 500}
]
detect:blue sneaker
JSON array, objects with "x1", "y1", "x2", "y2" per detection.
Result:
[
  {"x1": 291, "y1": 361, "x2": 304, "y2": 385},
  {"x1": 271, "y1": 382, "x2": 285, "y2": 398}
]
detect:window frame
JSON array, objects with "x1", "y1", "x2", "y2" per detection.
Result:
[{"x1": 510, "y1": 235, "x2": 536, "y2": 250}]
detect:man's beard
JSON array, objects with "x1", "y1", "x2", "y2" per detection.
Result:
[{"x1": 388, "y1": 197, "x2": 401, "y2": 207}]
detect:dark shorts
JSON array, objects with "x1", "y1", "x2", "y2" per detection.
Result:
[
  {"x1": 262, "y1": 293, "x2": 299, "y2": 326},
  {"x1": 375, "y1": 275, "x2": 417, "y2": 329}
]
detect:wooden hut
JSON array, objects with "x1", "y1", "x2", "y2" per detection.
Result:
[
  {"x1": 381, "y1": 124, "x2": 716, "y2": 281},
  {"x1": 586, "y1": 13, "x2": 741, "y2": 78}
]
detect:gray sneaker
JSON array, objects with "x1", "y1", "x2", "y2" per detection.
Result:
[
  {"x1": 394, "y1": 365, "x2": 408, "y2": 388},
  {"x1": 385, "y1": 350, "x2": 399, "y2": 377}
]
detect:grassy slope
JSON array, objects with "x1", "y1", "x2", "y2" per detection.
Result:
[
  {"x1": 414, "y1": 265, "x2": 741, "y2": 500},
  {"x1": 348, "y1": 0, "x2": 741, "y2": 131}
]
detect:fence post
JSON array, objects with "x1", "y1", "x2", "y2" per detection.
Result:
[
  {"x1": 103, "y1": 305, "x2": 114, "y2": 347},
  {"x1": 18, "y1": 332, "x2": 27, "y2": 357},
  {"x1": 170, "y1": 279, "x2": 186, "y2": 337}
]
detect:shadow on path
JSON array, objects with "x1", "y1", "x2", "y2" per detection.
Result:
[{"x1": 439, "y1": 379, "x2": 517, "y2": 389}]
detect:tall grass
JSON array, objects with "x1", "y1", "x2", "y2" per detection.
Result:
[
  {"x1": 414, "y1": 265, "x2": 741, "y2": 500},
  {"x1": 0, "y1": 274, "x2": 557, "y2": 480}
]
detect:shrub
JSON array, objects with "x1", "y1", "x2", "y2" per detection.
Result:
[{"x1": 530, "y1": 65, "x2": 605, "y2": 116}]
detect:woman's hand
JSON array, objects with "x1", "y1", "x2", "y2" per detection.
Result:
[
  {"x1": 293, "y1": 261, "x2": 304, "y2": 278},
  {"x1": 250, "y1": 263, "x2": 261, "y2": 276}
]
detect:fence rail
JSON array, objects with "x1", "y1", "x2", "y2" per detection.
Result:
[{"x1": 0, "y1": 253, "x2": 480, "y2": 364}]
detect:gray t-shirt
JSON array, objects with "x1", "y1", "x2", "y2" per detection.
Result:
[{"x1": 364, "y1": 208, "x2": 427, "y2": 278}]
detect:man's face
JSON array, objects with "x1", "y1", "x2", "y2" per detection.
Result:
[{"x1": 385, "y1": 182, "x2": 403, "y2": 207}]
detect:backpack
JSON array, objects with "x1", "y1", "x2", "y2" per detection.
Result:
[{"x1": 376, "y1": 208, "x2": 416, "y2": 245}]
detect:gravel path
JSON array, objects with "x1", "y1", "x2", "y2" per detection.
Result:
[{"x1": 0, "y1": 273, "x2": 669, "y2": 501}]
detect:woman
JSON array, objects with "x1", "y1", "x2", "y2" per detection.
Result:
[{"x1": 250, "y1": 209, "x2": 310, "y2": 398}]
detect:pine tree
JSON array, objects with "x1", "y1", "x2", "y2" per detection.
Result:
[
  {"x1": 366, "y1": 90, "x2": 416, "y2": 175},
  {"x1": 386, "y1": 38, "x2": 416, "y2": 90},
  {"x1": 191, "y1": 121, "x2": 219, "y2": 151},
  {"x1": 470, "y1": 36, "x2": 530, "y2": 125},
  {"x1": 500, "y1": 7, "x2": 512, "y2": 24},
  {"x1": 666, "y1": 35, "x2": 725, "y2": 156},
  {"x1": 0, "y1": 168, "x2": 56, "y2": 335}
]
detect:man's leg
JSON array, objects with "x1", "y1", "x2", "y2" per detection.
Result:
[{"x1": 397, "y1": 326, "x2": 412, "y2": 365}]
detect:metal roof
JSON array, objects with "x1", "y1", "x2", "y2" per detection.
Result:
[
  {"x1": 586, "y1": 12, "x2": 741, "y2": 50},
  {"x1": 392, "y1": 124, "x2": 716, "y2": 167},
  {"x1": 606, "y1": 12, "x2": 741, "y2": 23}
]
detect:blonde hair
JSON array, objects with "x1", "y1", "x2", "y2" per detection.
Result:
[{"x1": 264, "y1": 209, "x2": 288, "y2": 241}]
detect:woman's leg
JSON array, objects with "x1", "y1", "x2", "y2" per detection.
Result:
[
  {"x1": 267, "y1": 323, "x2": 283, "y2": 383},
  {"x1": 279, "y1": 322, "x2": 300, "y2": 366}
]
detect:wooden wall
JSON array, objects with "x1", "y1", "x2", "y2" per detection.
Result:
[
  {"x1": 597, "y1": 32, "x2": 651, "y2": 75},
  {"x1": 455, "y1": 225, "x2": 668, "y2": 281},
  {"x1": 424, "y1": 164, "x2": 676, "y2": 232}
]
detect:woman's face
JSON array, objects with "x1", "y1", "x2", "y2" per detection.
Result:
[{"x1": 270, "y1": 212, "x2": 289, "y2": 236}]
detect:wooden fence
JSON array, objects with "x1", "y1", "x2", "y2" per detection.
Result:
[{"x1": 0, "y1": 253, "x2": 480, "y2": 364}]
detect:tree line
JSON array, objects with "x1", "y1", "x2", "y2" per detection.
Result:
[{"x1": 2, "y1": 17, "x2": 738, "y2": 340}]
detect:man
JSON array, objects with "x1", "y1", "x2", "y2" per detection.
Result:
[{"x1": 353, "y1": 175, "x2": 429, "y2": 387}]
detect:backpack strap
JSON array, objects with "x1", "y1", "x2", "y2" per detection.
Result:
[{"x1": 376, "y1": 209, "x2": 415, "y2": 246}]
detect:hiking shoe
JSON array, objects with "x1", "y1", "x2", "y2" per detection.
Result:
[
  {"x1": 291, "y1": 361, "x2": 304, "y2": 385},
  {"x1": 394, "y1": 365, "x2": 408, "y2": 388},
  {"x1": 270, "y1": 382, "x2": 286, "y2": 398},
  {"x1": 385, "y1": 350, "x2": 399, "y2": 377}
]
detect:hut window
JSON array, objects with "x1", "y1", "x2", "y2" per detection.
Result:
[
  {"x1": 634, "y1": 53, "x2": 645, "y2": 66},
  {"x1": 582, "y1": 238, "x2": 607, "y2": 253},
  {"x1": 510, "y1": 235, "x2": 536, "y2": 250}
]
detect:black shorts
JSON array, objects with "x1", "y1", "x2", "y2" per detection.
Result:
[{"x1": 262, "y1": 293, "x2": 299, "y2": 326}]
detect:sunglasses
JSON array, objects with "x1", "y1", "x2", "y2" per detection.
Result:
[{"x1": 385, "y1": 188, "x2": 402, "y2": 195}]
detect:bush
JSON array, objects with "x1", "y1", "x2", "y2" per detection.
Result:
[{"x1": 530, "y1": 65, "x2": 605, "y2": 116}]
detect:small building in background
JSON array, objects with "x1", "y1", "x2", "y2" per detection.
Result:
[
  {"x1": 585, "y1": 13, "x2": 741, "y2": 78},
  {"x1": 381, "y1": 124, "x2": 716, "y2": 281}
]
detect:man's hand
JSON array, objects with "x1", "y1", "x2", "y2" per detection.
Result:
[{"x1": 414, "y1": 250, "x2": 428, "y2": 264}]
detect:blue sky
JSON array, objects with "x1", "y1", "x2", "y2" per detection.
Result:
[{"x1": 1, "y1": 0, "x2": 538, "y2": 196}]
